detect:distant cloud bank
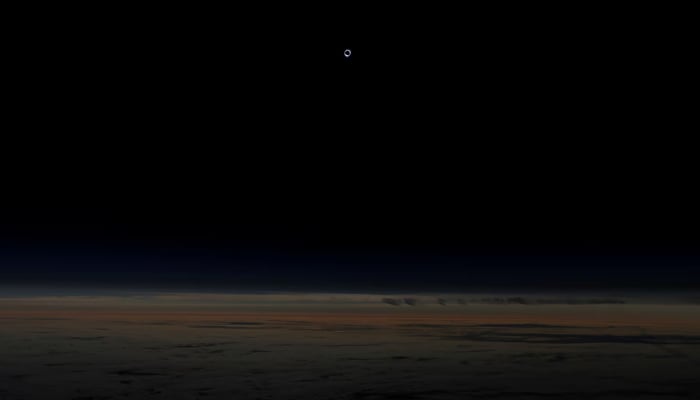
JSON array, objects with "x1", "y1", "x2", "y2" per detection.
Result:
[
  {"x1": 380, "y1": 296, "x2": 626, "y2": 306},
  {"x1": 0, "y1": 288, "x2": 697, "y2": 312}
]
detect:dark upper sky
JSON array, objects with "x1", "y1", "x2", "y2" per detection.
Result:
[{"x1": 2, "y1": 4, "x2": 697, "y2": 292}]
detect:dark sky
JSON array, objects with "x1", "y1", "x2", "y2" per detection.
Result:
[{"x1": 2, "y1": 5, "x2": 698, "y2": 293}]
